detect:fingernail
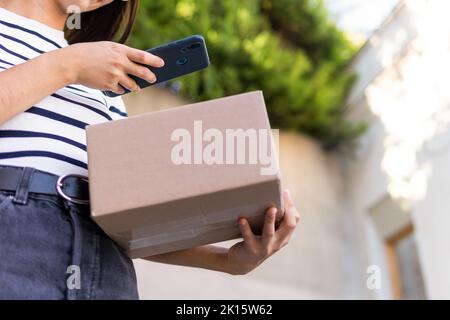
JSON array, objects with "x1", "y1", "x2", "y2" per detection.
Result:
[
  {"x1": 158, "y1": 59, "x2": 165, "y2": 67},
  {"x1": 239, "y1": 218, "x2": 246, "y2": 226},
  {"x1": 150, "y1": 77, "x2": 157, "y2": 84}
]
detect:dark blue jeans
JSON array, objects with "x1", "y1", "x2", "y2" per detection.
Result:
[{"x1": 0, "y1": 166, "x2": 139, "y2": 300}]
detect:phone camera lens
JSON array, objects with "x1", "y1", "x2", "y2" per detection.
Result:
[
  {"x1": 188, "y1": 43, "x2": 201, "y2": 50},
  {"x1": 176, "y1": 57, "x2": 188, "y2": 66},
  {"x1": 181, "y1": 42, "x2": 201, "y2": 53}
]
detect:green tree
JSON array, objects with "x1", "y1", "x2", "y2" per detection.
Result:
[{"x1": 130, "y1": 0, "x2": 364, "y2": 149}]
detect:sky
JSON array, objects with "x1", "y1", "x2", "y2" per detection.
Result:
[{"x1": 325, "y1": 0, "x2": 400, "y2": 41}]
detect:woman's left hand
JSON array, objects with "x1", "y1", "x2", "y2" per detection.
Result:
[{"x1": 227, "y1": 189, "x2": 300, "y2": 275}]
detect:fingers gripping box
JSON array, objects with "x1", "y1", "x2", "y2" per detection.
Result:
[{"x1": 86, "y1": 91, "x2": 283, "y2": 258}]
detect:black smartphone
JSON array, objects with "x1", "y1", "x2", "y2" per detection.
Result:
[{"x1": 103, "y1": 35, "x2": 210, "y2": 97}]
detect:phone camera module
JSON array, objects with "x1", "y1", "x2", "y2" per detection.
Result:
[
  {"x1": 181, "y1": 42, "x2": 201, "y2": 53},
  {"x1": 176, "y1": 57, "x2": 188, "y2": 66},
  {"x1": 188, "y1": 43, "x2": 201, "y2": 50}
]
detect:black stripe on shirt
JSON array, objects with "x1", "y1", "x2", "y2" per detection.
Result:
[
  {"x1": 0, "y1": 32, "x2": 44, "y2": 54},
  {"x1": 64, "y1": 89, "x2": 108, "y2": 108},
  {"x1": 0, "y1": 130, "x2": 86, "y2": 151},
  {"x1": 0, "y1": 43, "x2": 29, "y2": 61},
  {"x1": 0, "y1": 151, "x2": 87, "y2": 169},
  {"x1": 0, "y1": 19, "x2": 62, "y2": 49},
  {"x1": 51, "y1": 93, "x2": 112, "y2": 121},
  {"x1": 25, "y1": 107, "x2": 88, "y2": 129},
  {"x1": 0, "y1": 58, "x2": 13, "y2": 66},
  {"x1": 66, "y1": 85, "x2": 89, "y2": 93},
  {"x1": 109, "y1": 106, "x2": 128, "y2": 117}
]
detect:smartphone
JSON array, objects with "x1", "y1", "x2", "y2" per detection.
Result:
[{"x1": 103, "y1": 35, "x2": 210, "y2": 97}]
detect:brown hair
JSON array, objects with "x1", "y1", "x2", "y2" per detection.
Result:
[{"x1": 65, "y1": 0, "x2": 140, "y2": 44}]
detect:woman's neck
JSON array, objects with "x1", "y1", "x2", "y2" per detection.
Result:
[{"x1": 0, "y1": 0, "x2": 67, "y2": 31}]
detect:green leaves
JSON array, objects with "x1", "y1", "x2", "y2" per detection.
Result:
[{"x1": 130, "y1": 0, "x2": 363, "y2": 148}]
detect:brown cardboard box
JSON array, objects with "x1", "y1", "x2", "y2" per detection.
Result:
[{"x1": 86, "y1": 91, "x2": 283, "y2": 258}]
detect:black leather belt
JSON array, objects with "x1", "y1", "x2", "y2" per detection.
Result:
[{"x1": 0, "y1": 166, "x2": 90, "y2": 205}]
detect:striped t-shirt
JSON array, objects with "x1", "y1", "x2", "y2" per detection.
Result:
[{"x1": 0, "y1": 8, "x2": 128, "y2": 177}]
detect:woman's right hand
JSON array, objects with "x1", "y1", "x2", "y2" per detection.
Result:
[{"x1": 63, "y1": 41, "x2": 165, "y2": 94}]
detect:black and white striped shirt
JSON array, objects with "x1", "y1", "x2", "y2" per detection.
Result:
[{"x1": 0, "y1": 8, "x2": 128, "y2": 177}]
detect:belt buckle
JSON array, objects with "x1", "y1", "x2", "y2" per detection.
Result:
[{"x1": 56, "y1": 174, "x2": 89, "y2": 205}]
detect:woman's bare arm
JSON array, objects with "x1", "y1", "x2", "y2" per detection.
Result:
[
  {"x1": 0, "y1": 42, "x2": 164, "y2": 125},
  {"x1": 146, "y1": 245, "x2": 231, "y2": 273},
  {"x1": 0, "y1": 49, "x2": 73, "y2": 124},
  {"x1": 145, "y1": 190, "x2": 300, "y2": 275}
]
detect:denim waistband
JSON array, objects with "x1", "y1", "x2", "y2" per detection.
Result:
[{"x1": 0, "y1": 165, "x2": 89, "y2": 299}]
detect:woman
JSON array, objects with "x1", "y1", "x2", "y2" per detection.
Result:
[{"x1": 0, "y1": 0, "x2": 300, "y2": 299}]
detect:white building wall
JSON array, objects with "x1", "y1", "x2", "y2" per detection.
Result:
[
  {"x1": 413, "y1": 146, "x2": 450, "y2": 299},
  {"x1": 344, "y1": 0, "x2": 450, "y2": 299}
]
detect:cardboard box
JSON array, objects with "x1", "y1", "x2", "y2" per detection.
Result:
[{"x1": 86, "y1": 91, "x2": 283, "y2": 258}]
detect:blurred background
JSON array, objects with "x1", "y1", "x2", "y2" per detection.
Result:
[{"x1": 122, "y1": 0, "x2": 450, "y2": 300}]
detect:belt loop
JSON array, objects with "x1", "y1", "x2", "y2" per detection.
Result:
[{"x1": 13, "y1": 167, "x2": 36, "y2": 205}]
